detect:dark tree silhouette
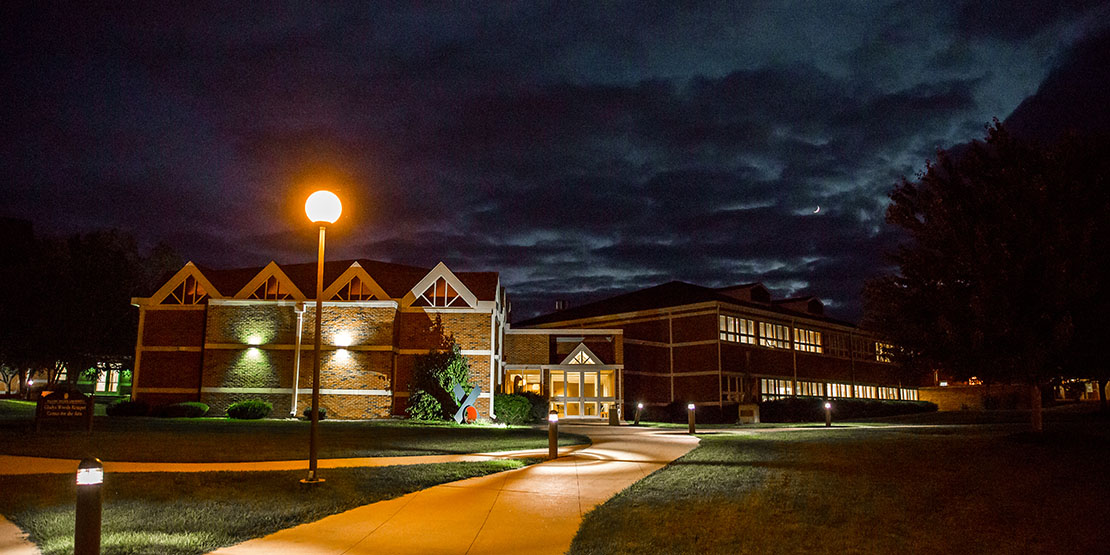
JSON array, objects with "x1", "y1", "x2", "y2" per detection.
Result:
[
  {"x1": 864, "y1": 123, "x2": 1110, "y2": 429},
  {"x1": 0, "y1": 224, "x2": 181, "y2": 395}
]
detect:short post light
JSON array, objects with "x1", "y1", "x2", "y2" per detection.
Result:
[
  {"x1": 634, "y1": 402, "x2": 643, "y2": 426},
  {"x1": 687, "y1": 403, "x2": 696, "y2": 434},
  {"x1": 824, "y1": 401, "x2": 832, "y2": 427},
  {"x1": 548, "y1": 410, "x2": 559, "y2": 459},
  {"x1": 75, "y1": 458, "x2": 103, "y2": 555},
  {"x1": 303, "y1": 190, "x2": 342, "y2": 484}
]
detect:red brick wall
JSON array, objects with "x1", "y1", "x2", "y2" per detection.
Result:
[
  {"x1": 505, "y1": 333, "x2": 547, "y2": 364},
  {"x1": 143, "y1": 309, "x2": 205, "y2": 346},
  {"x1": 674, "y1": 374, "x2": 721, "y2": 403},
  {"x1": 625, "y1": 344, "x2": 669, "y2": 374},
  {"x1": 399, "y1": 311, "x2": 491, "y2": 350},
  {"x1": 671, "y1": 313, "x2": 716, "y2": 343},
  {"x1": 623, "y1": 319, "x2": 669, "y2": 342},
  {"x1": 206, "y1": 304, "x2": 298, "y2": 345},
  {"x1": 672, "y1": 344, "x2": 717, "y2": 373},
  {"x1": 136, "y1": 351, "x2": 202, "y2": 389}
]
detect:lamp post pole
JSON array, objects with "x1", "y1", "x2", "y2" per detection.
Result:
[
  {"x1": 306, "y1": 224, "x2": 326, "y2": 483},
  {"x1": 302, "y1": 190, "x2": 341, "y2": 484}
]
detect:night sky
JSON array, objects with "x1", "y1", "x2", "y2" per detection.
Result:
[{"x1": 3, "y1": 2, "x2": 1109, "y2": 322}]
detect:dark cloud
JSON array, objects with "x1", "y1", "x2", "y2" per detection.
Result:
[{"x1": 2, "y1": 1, "x2": 1108, "y2": 324}]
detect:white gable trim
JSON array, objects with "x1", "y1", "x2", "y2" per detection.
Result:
[
  {"x1": 560, "y1": 342, "x2": 602, "y2": 365},
  {"x1": 149, "y1": 262, "x2": 222, "y2": 304},
  {"x1": 234, "y1": 261, "x2": 308, "y2": 301},
  {"x1": 322, "y1": 261, "x2": 391, "y2": 301},
  {"x1": 404, "y1": 261, "x2": 478, "y2": 308}
]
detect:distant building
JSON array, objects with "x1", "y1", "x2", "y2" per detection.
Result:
[{"x1": 515, "y1": 281, "x2": 917, "y2": 416}]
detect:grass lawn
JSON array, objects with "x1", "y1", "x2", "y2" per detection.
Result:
[
  {"x1": 571, "y1": 422, "x2": 1110, "y2": 554},
  {"x1": 0, "y1": 400, "x2": 589, "y2": 462},
  {"x1": 0, "y1": 458, "x2": 534, "y2": 555}
]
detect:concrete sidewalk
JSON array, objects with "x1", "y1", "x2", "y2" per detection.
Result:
[
  {"x1": 212, "y1": 424, "x2": 699, "y2": 555},
  {"x1": 0, "y1": 445, "x2": 588, "y2": 476}
]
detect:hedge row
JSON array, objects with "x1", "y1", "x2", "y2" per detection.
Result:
[
  {"x1": 106, "y1": 399, "x2": 273, "y2": 419},
  {"x1": 631, "y1": 398, "x2": 937, "y2": 424},
  {"x1": 759, "y1": 397, "x2": 937, "y2": 422}
]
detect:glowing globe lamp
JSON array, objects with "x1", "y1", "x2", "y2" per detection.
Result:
[{"x1": 305, "y1": 190, "x2": 342, "y2": 224}]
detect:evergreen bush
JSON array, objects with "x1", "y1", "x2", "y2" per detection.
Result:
[
  {"x1": 158, "y1": 402, "x2": 209, "y2": 418},
  {"x1": 226, "y1": 399, "x2": 272, "y2": 419},
  {"x1": 520, "y1": 392, "x2": 550, "y2": 422},
  {"x1": 406, "y1": 343, "x2": 472, "y2": 421},
  {"x1": 106, "y1": 399, "x2": 148, "y2": 417},
  {"x1": 302, "y1": 406, "x2": 327, "y2": 420},
  {"x1": 494, "y1": 394, "x2": 533, "y2": 425},
  {"x1": 406, "y1": 390, "x2": 444, "y2": 421}
]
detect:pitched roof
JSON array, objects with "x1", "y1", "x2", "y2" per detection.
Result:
[
  {"x1": 515, "y1": 281, "x2": 854, "y2": 328},
  {"x1": 187, "y1": 259, "x2": 499, "y2": 301}
]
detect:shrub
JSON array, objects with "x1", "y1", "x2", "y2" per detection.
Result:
[
  {"x1": 158, "y1": 402, "x2": 209, "y2": 418},
  {"x1": 406, "y1": 390, "x2": 444, "y2": 421},
  {"x1": 303, "y1": 406, "x2": 327, "y2": 420},
  {"x1": 759, "y1": 397, "x2": 937, "y2": 422},
  {"x1": 226, "y1": 399, "x2": 272, "y2": 420},
  {"x1": 520, "y1": 392, "x2": 550, "y2": 422},
  {"x1": 407, "y1": 343, "x2": 472, "y2": 421},
  {"x1": 106, "y1": 399, "x2": 149, "y2": 417},
  {"x1": 494, "y1": 394, "x2": 533, "y2": 425}
]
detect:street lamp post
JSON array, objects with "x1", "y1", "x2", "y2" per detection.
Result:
[{"x1": 303, "y1": 190, "x2": 342, "y2": 484}]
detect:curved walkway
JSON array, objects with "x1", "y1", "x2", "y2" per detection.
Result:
[{"x1": 212, "y1": 423, "x2": 699, "y2": 555}]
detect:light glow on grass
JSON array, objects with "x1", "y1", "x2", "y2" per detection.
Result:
[{"x1": 3, "y1": 460, "x2": 534, "y2": 555}]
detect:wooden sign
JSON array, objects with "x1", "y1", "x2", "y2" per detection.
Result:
[{"x1": 35, "y1": 389, "x2": 94, "y2": 432}]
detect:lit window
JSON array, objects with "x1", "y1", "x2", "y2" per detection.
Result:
[
  {"x1": 570, "y1": 350, "x2": 596, "y2": 364},
  {"x1": 758, "y1": 322, "x2": 790, "y2": 349},
  {"x1": 162, "y1": 275, "x2": 207, "y2": 305},
  {"x1": 719, "y1": 315, "x2": 756, "y2": 344},
  {"x1": 826, "y1": 382, "x2": 852, "y2": 398},
  {"x1": 331, "y1": 276, "x2": 377, "y2": 301},
  {"x1": 853, "y1": 385, "x2": 877, "y2": 399},
  {"x1": 796, "y1": 381, "x2": 823, "y2": 396},
  {"x1": 760, "y1": 378, "x2": 793, "y2": 400},
  {"x1": 250, "y1": 276, "x2": 293, "y2": 300},
  {"x1": 413, "y1": 277, "x2": 465, "y2": 307},
  {"x1": 793, "y1": 328, "x2": 823, "y2": 353},
  {"x1": 875, "y1": 342, "x2": 895, "y2": 363}
]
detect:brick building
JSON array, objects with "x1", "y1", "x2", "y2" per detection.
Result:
[
  {"x1": 515, "y1": 281, "x2": 917, "y2": 415},
  {"x1": 131, "y1": 259, "x2": 509, "y2": 419}
]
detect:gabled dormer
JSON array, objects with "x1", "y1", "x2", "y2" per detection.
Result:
[
  {"x1": 774, "y1": 296, "x2": 825, "y2": 316},
  {"x1": 151, "y1": 262, "x2": 221, "y2": 305},
  {"x1": 717, "y1": 283, "x2": 771, "y2": 304},
  {"x1": 234, "y1": 261, "x2": 307, "y2": 301},
  {"x1": 560, "y1": 343, "x2": 601, "y2": 365},
  {"x1": 405, "y1": 262, "x2": 477, "y2": 308},
  {"x1": 323, "y1": 261, "x2": 390, "y2": 301}
]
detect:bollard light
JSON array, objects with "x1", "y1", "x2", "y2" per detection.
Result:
[
  {"x1": 75, "y1": 458, "x2": 103, "y2": 555},
  {"x1": 548, "y1": 410, "x2": 559, "y2": 460},
  {"x1": 634, "y1": 402, "x2": 643, "y2": 426},
  {"x1": 824, "y1": 401, "x2": 832, "y2": 427},
  {"x1": 687, "y1": 403, "x2": 696, "y2": 434}
]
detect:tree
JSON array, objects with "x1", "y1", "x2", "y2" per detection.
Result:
[
  {"x1": 406, "y1": 343, "x2": 472, "y2": 421},
  {"x1": 0, "y1": 224, "x2": 182, "y2": 395},
  {"x1": 864, "y1": 123, "x2": 1110, "y2": 430}
]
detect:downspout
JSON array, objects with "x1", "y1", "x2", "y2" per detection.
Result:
[
  {"x1": 290, "y1": 302, "x2": 306, "y2": 417},
  {"x1": 488, "y1": 306, "x2": 497, "y2": 419}
]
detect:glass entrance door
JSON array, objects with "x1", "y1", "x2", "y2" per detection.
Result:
[{"x1": 550, "y1": 369, "x2": 617, "y2": 418}]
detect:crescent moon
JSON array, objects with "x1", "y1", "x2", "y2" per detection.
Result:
[{"x1": 813, "y1": 206, "x2": 821, "y2": 214}]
